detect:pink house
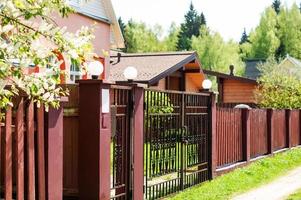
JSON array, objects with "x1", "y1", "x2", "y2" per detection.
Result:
[{"x1": 53, "y1": 0, "x2": 124, "y2": 83}]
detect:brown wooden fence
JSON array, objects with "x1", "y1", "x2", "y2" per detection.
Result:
[
  {"x1": 0, "y1": 96, "x2": 64, "y2": 200},
  {"x1": 250, "y1": 109, "x2": 268, "y2": 158},
  {"x1": 216, "y1": 108, "x2": 243, "y2": 167},
  {"x1": 216, "y1": 108, "x2": 301, "y2": 169}
]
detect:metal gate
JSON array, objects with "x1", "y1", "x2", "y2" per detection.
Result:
[
  {"x1": 110, "y1": 85, "x2": 133, "y2": 200},
  {"x1": 144, "y1": 89, "x2": 211, "y2": 199}
]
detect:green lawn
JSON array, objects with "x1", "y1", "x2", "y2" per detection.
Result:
[
  {"x1": 167, "y1": 148, "x2": 301, "y2": 200},
  {"x1": 286, "y1": 188, "x2": 301, "y2": 200}
]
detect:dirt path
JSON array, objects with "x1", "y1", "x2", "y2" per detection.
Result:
[{"x1": 232, "y1": 166, "x2": 301, "y2": 200}]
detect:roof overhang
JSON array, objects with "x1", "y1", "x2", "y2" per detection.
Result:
[
  {"x1": 203, "y1": 69, "x2": 258, "y2": 84},
  {"x1": 148, "y1": 52, "x2": 203, "y2": 85}
]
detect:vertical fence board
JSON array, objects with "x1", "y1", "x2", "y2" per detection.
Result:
[
  {"x1": 216, "y1": 108, "x2": 243, "y2": 167},
  {"x1": 4, "y1": 107, "x2": 12, "y2": 200},
  {"x1": 250, "y1": 109, "x2": 268, "y2": 158},
  {"x1": 26, "y1": 101, "x2": 35, "y2": 200},
  {"x1": 37, "y1": 105, "x2": 46, "y2": 200},
  {"x1": 15, "y1": 98, "x2": 25, "y2": 200},
  {"x1": 291, "y1": 110, "x2": 300, "y2": 147},
  {"x1": 273, "y1": 110, "x2": 286, "y2": 151}
]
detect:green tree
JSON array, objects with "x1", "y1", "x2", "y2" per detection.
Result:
[
  {"x1": 256, "y1": 57, "x2": 301, "y2": 109},
  {"x1": 192, "y1": 26, "x2": 245, "y2": 75},
  {"x1": 272, "y1": 0, "x2": 281, "y2": 14},
  {"x1": 239, "y1": 28, "x2": 249, "y2": 45},
  {"x1": 124, "y1": 20, "x2": 162, "y2": 53},
  {"x1": 161, "y1": 23, "x2": 180, "y2": 51},
  {"x1": 118, "y1": 17, "x2": 126, "y2": 39},
  {"x1": 277, "y1": 4, "x2": 301, "y2": 59},
  {"x1": 177, "y1": 3, "x2": 205, "y2": 50},
  {"x1": 245, "y1": 7, "x2": 280, "y2": 59}
]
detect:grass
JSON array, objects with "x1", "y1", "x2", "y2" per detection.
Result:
[
  {"x1": 286, "y1": 188, "x2": 301, "y2": 200},
  {"x1": 167, "y1": 147, "x2": 301, "y2": 200}
]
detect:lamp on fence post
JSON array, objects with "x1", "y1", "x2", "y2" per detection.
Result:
[
  {"x1": 123, "y1": 66, "x2": 144, "y2": 200},
  {"x1": 123, "y1": 66, "x2": 138, "y2": 82},
  {"x1": 202, "y1": 79, "x2": 212, "y2": 92},
  {"x1": 77, "y1": 77, "x2": 111, "y2": 200},
  {"x1": 87, "y1": 60, "x2": 104, "y2": 80}
]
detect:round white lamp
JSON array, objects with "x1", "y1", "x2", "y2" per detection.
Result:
[
  {"x1": 202, "y1": 79, "x2": 212, "y2": 90},
  {"x1": 87, "y1": 61, "x2": 104, "y2": 79},
  {"x1": 123, "y1": 66, "x2": 138, "y2": 82}
]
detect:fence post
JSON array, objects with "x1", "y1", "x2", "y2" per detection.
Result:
[
  {"x1": 132, "y1": 85, "x2": 144, "y2": 200},
  {"x1": 267, "y1": 109, "x2": 274, "y2": 154},
  {"x1": 242, "y1": 108, "x2": 251, "y2": 162},
  {"x1": 78, "y1": 80, "x2": 111, "y2": 200},
  {"x1": 209, "y1": 93, "x2": 217, "y2": 179},
  {"x1": 45, "y1": 97, "x2": 67, "y2": 200},
  {"x1": 286, "y1": 109, "x2": 292, "y2": 148}
]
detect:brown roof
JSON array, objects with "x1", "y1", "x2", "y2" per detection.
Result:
[
  {"x1": 203, "y1": 69, "x2": 258, "y2": 84},
  {"x1": 109, "y1": 51, "x2": 201, "y2": 84}
]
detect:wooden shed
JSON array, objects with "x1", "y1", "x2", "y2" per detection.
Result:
[{"x1": 203, "y1": 69, "x2": 258, "y2": 105}]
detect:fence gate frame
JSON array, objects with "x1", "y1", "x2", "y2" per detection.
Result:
[
  {"x1": 110, "y1": 85, "x2": 133, "y2": 200},
  {"x1": 143, "y1": 89, "x2": 213, "y2": 199}
]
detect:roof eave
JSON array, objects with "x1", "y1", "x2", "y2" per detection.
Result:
[{"x1": 148, "y1": 53, "x2": 200, "y2": 85}]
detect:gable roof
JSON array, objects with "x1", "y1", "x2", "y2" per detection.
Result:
[
  {"x1": 279, "y1": 55, "x2": 301, "y2": 68},
  {"x1": 69, "y1": 0, "x2": 124, "y2": 48},
  {"x1": 109, "y1": 51, "x2": 202, "y2": 85},
  {"x1": 244, "y1": 58, "x2": 266, "y2": 80}
]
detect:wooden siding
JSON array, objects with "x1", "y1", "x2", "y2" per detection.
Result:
[
  {"x1": 222, "y1": 79, "x2": 257, "y2": 103},
  {"x1": 185, "y1": 73, "x2": 204, "y2": 93},
  {"x1": 69, "y1": 0, "x2": 109, "y2": 21}
]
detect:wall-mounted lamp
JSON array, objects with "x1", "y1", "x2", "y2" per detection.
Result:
[
  {"x1": 202, "y1": 79, "x2": 212, "y2": 90},
  {"x1": 88, "y1": 61, "x2": 104, "y2": 79},
  {"x1": 123, "y1": 66, "x2": 138, "y2": 82}
]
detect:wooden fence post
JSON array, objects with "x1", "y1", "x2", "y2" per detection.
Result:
[
  {"x1": 286, "y1": 109, "x2": 292, "y2": 148},
  {"x1": 132, "y1": 85, "x2": 144, "y2": 200},
  {"x1": 299, "y1": 110, "x2": 301, "y2": 145},
  {"x1": 45, "y1": 97, "x2": 67, "y2": 200},
  {"x1": 242, "y1": 108, "x2": 251, "y2": 162},
  {"x1": 78, "y1": 80, "x2": 111, "y2": 200},
  {"x1": 209, "y1": 93, "x2": 217, "y2": 179},
  {"x1": 267, "y1": 109, "x2": 274, "y2": 155}
]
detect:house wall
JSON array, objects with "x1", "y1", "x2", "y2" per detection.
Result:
[
  {"x1": 54, "y1": 13, "x2": 111, "y2": 80},
  {"x1": 222, "y1": 79, "x2": 257, "y2": 103},
  {"x1": 185, "y1": 73, "x2": 204, "y2": 93},
  {"x1": 149, "y1": 79, "x2": 166, "y2": 90}
]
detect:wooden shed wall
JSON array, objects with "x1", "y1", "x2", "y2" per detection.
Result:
[{"x1": 222, "y1": 79, "x2": 257, "y2": 103}]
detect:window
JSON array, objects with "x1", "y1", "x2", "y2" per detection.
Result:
[{"x1": 69, "y1": 59, "x2": 82, "y2": 83}]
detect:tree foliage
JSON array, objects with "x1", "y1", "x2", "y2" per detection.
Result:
[
  {"x1": 272, "y1": 0, "x2": 281, "y2": 14},
  {"x1": 256, "y1": 57, "x2": 301, "y2": 109},
  {"x1": 242, "y1": 7, "x2": 280, "y2": 59},
  {"x1": 0, "y1": 0, "x2": 94, "y2": 114},
  {"x1": 242, "y1": 3, "x2": 301, "y2": 61},
  {"x1": 191, "y1": 26, "x2": 245, "y2": 75},
  {"x1": 176, "y1": 3, "x2": 206, "y2": 50},
  {"x1": 123, "y1": 20, "x2": 179, "y2": 53},
  {"x1": 239, "y1": 28, "x2": 249, "y2": 45}
]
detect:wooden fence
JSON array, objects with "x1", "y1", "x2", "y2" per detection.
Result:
[
  {"x1": 216, "y1": 107, "x2": 301, "y2": 169},
  {"x1": 0, "y1": 96, "x2": 64, "y2": 200}
]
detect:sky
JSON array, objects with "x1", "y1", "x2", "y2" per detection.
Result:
[{"x1": 111, "y1": 0, "x2": 300, "y2": 42}]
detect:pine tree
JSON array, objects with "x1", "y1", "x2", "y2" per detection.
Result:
[
  {"x1": 239, "y1": 28, "x2": 249, "y2": 45},
  {"x1": 118, "y1": 17, "x2": 126, "y2": 38},
  {"x1": 272, "y1": 0, "x2": 281, "y2": 14},
  {"x1": 176, "y1": 3, "x2": 205, "y2": 50},
  {"x1": 200, "y1": 12, "x2": 206, "y2": 25}
]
